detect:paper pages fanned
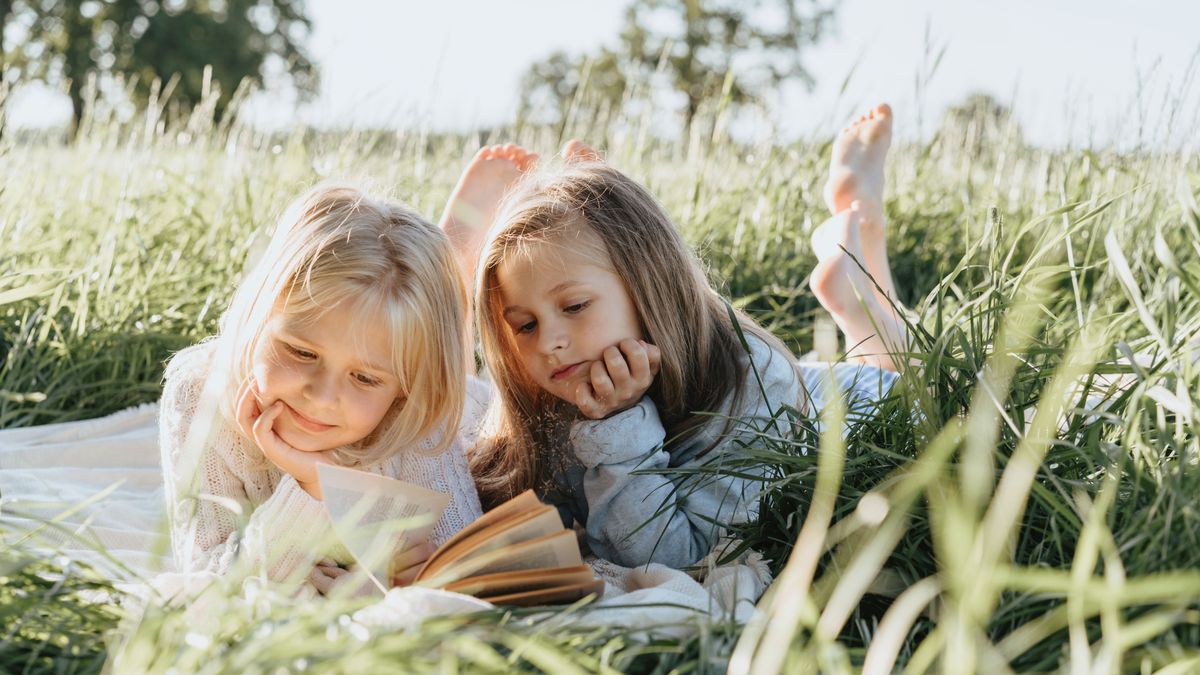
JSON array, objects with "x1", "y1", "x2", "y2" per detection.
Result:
[{"x1": 317, "y1": 464, "x2": 450, "y2": 593}]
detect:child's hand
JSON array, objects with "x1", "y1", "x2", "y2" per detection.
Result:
[
  {"x1": 236, "y1": 380, "x2": 335, "y2": 500},
  {"x1": 390, "y1": 541, "x2": 435, "y2": 587},
  {"x1": 574, "y1": 339, "x2": 662, "y2": 420},
  {"x1": 310, "y1": 561, "x2": 351, "y2": 595}
]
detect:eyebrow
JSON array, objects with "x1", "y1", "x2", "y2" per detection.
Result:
[
  {"x1": 276, "y1": 329, "x2": 391, "y2": 376},
  {"x1": 502, "y1": 281, "x2": 587, "y2": 318}
]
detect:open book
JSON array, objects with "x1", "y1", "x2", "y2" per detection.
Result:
[{"x1": 317, "y1": 464, "x2": 605, "y2": 606}]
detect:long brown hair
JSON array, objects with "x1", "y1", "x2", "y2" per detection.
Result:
[{"x1": 471, "y1": 162, "x2": 799, "y2": 508}]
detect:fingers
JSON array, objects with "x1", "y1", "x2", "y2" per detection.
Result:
[
  {"x1": 252, "y1": 400, "x2": 285, "y2": 448},
  {"x1": 615, "y1": 339, "x2": 659, "y2": 390},
  {"x1": 392, "y1": 565, "x2": 421, "y2": 587},
  {"x1": 573, "y1": 339, "x2": 661, "y2": 419},
  {"x1": 393, "y1": 541, "x2": 434, "y2": 571},
  {"x1": 235, "y1": 378, "x2": 263, "y2": 438},
  {"x1": 644, "y1": 342, "x2": 662, "y2": 376},
  {"x1": 310, "y1": 562, "x2": 351, "y2": 595},
  {"x1": 391, "y1": 541, "x2": 435, "y2": 587},
  {"x1": 245, "y1": 398, "x2": 332, "y2": 499},
  {"x1": 575, "y1": 380, "x2": 605, "y2": 420},
  {"x1": 619, "y1": 340, "x2": 648, "y2": 382},
  {"x1": 589, "y1": 358, "x2": 616, "y2": 401}
]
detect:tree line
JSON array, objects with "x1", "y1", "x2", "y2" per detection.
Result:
[
  {"x1": 0, "y1": 0, "x2": 315, "y2": 132},
  {"x1": 0, "y1": 1, "x2": 844, "y2": 136}
]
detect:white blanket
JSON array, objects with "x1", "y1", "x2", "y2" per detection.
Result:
[
  {"x1": 0, "y1": 405, "x2": 772, "y2": 633},
  {"x1": 0, "y1": 404, "x2": 171, "y2": 578}
]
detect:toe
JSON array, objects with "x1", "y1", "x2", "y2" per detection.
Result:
[
  {"x1": 874, "y1": 103, "x2": 892, "y2": 118},
  {"x1": 519, "y1": 152, "x2": 540, "y2": 171}
]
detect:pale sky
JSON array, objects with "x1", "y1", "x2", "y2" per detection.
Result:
[{"x1": 10, "y1": 0, "x2": 1200, "y2": 149}]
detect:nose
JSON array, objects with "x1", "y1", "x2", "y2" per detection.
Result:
[
  {"x1": 302, "y1": 365, "x2": 339, "y2": 407},
  {"x1": 536, "y1": 317, "x2": 568, "y2": 355}
]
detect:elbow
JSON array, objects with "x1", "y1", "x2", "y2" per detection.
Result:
[{"x1": 603, "y1": 523, "x2": 712, "y2": 569}]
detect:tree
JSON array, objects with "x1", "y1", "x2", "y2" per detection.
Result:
[
  {"x1": 519, "y1": 0, "x2": 835, "y2": 134},
  {"x1": 18, "y1": 0, "x2": 317, "y2": 132},
  {"x1": 938, "y1": 91, "x2": 1024, "y2": 155},
  {"x1": 516, "y1": 48, "x2": 626, "y2": 138},
  {"x1": 0, "y1": 0, "x2": 38, "y2": 134}
]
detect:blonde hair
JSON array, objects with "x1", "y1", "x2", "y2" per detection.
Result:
[
  {"x1": 471, "y1": 162, "x2": 800, "y2": 508},
  {"x1": 205, "y1": 182, "x2": 469, "y2": 466}
]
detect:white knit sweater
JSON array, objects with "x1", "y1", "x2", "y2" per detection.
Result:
[{"x1": 158, "y1": 342, "x2": 484, "y2": 589}]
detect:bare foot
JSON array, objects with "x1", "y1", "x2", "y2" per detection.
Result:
[
  {"x1": 561, "y1": 138, "x2": 603, "y2": 163},
  {"x1": 810, "y1": 205, "x2": 875, "y2": 319},
  {"x1": 810, "y1": 203, "x2": 907, "y2": 371},
  {"x1": 439, "y1": 143, "x2": 539, "y2": 282},
  {"x1": 823, "y1": 103, "x2": 892, "y2": 214},
  {"x1": 822, "y1": 104, "x2": 897, "y2": 305}
]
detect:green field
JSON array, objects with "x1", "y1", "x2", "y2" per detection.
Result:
[{"x1": 2, "y1": 95, "x2": 1198, "y2": 674}]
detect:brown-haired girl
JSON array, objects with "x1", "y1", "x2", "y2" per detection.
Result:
[{"x1": 467, "y1": 106, "x2": 908, "y2": 568}]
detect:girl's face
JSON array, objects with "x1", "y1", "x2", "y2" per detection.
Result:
[
  {"x1": 496, "y1": 238, "x2": 643, "y2": 404},
  {"x1": 251, "y1": 301, "x2": 402, "y2": 453}
]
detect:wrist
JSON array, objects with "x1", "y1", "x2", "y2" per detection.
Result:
[
  {"x1": 570, "y1": 396, "x2": 664, "y2": 468},
  {"x1": 296, "y1": 477, "x2": 324, "y2": 501}
]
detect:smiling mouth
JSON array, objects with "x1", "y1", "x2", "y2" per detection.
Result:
[
  {"x1": 285, "y1": 402, "x2": 335, "y2": 432},
  {"x1": 551, "y1": 362, "x2": 585, "y2": 381}
]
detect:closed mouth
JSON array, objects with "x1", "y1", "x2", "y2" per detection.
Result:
[
  {"x1": 285, "y1": 402, "x2": 335, "y2": 432},
  {"x1": 551, "y1": 362, "x2": 585, "y2": 381}
]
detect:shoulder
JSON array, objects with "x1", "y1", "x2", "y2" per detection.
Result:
[
  {"x1": 163, "y1": 341, "x2": 217, "y2": 389},
  {"x1": 159, "y1": 340, "x2": 243, "y2": 456},
  {"x1": 459, "y1": 375, "x2": 493, "y2": 442},
  {"x1": 158, "y1": 341, "x2": 261, "y2": 481},
  {"x1": 161, "y1": 341, "x2": 217, "y2": 410},
  {"x1": 465, "y1": 376, "x2": 492, "y2": 420},
  {"x1": 737, "y1": 332, "x2": 803, "y2": 407}
]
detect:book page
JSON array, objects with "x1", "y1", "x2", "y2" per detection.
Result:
[
  {"x1": 317, "y1": 464, "x2": 450, "y2": 593},
  {"x1": 444, "y1": 565, "x2": 595, "y2": 597},
  {"x1": 431, "y1": 490, "x2": 542, "y2": 556},
  {"x1": 482, "y1": 579, "x2": 607, "y2": 607},
  {"x1": 425, "y1": 529, "x2": 582, "y2": 587},
  {"x1": 418, "y1": 505, "x2": 563, "y2": 580}
]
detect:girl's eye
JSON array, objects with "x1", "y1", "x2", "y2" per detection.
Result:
[
  {"x1": 354, "y1": 373, "x2": 381, "y2": 387},
  {"x1": 564, "y1": 301, "x2": 590, "y2": 314},
  {"x1": 515, "y1": 320, "x2": 536, "y2": 335},
  {"x1": 286, "y1": 344, "x2": 316, "y2": 360}
]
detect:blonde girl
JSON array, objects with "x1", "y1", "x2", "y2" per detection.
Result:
[
  {"x1": 160, "y1": 183, "x2": 485, "y2": 592},
  {"x1": 470, "y1": 108, "x2": 905, "y2": 569}
]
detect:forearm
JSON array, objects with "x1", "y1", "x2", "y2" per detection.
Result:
[
  {"x1": 583, "y1": 461, "x2": 724, "y2": 568},
  {"x1": 572, "y1": 397, "x2": 731, "y2": 568}
]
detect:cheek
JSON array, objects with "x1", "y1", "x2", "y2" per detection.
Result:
[
  {"x1": 251, "y1": 351, "x2": 298, "y2": 399},
  {"x1": 511, "y1": 340, "x2": 540, "y2": 373},
  {"x1": 346, "y1": 390, "x2": 398, "y2": 430}
]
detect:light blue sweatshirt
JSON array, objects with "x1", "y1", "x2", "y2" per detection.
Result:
[{"x1": 546, "y1": 335, "x2": 899, "y2": 568}]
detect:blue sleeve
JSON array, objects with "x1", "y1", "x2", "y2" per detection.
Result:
[
  {"x1": 797, "y1": 362, "x2": 899, "y2": 433},
  {"x1": 570, "y1": 343, "x2": 802, "y2": 568},
  {"x1": 570, "y1": 397, "x2": 705, "y2": 567}
]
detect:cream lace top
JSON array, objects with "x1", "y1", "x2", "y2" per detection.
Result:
[{"x1": 158, "y1": 342, "x2": 484, "y2": 589}]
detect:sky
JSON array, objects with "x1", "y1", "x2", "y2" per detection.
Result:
[{"x1": 9, "y1": 0, "x2": 1200, "y2": 149}]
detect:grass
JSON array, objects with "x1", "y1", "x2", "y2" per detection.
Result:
[{"x1": 1, "y1": 83, "x2": 1198, "y2": 673}]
